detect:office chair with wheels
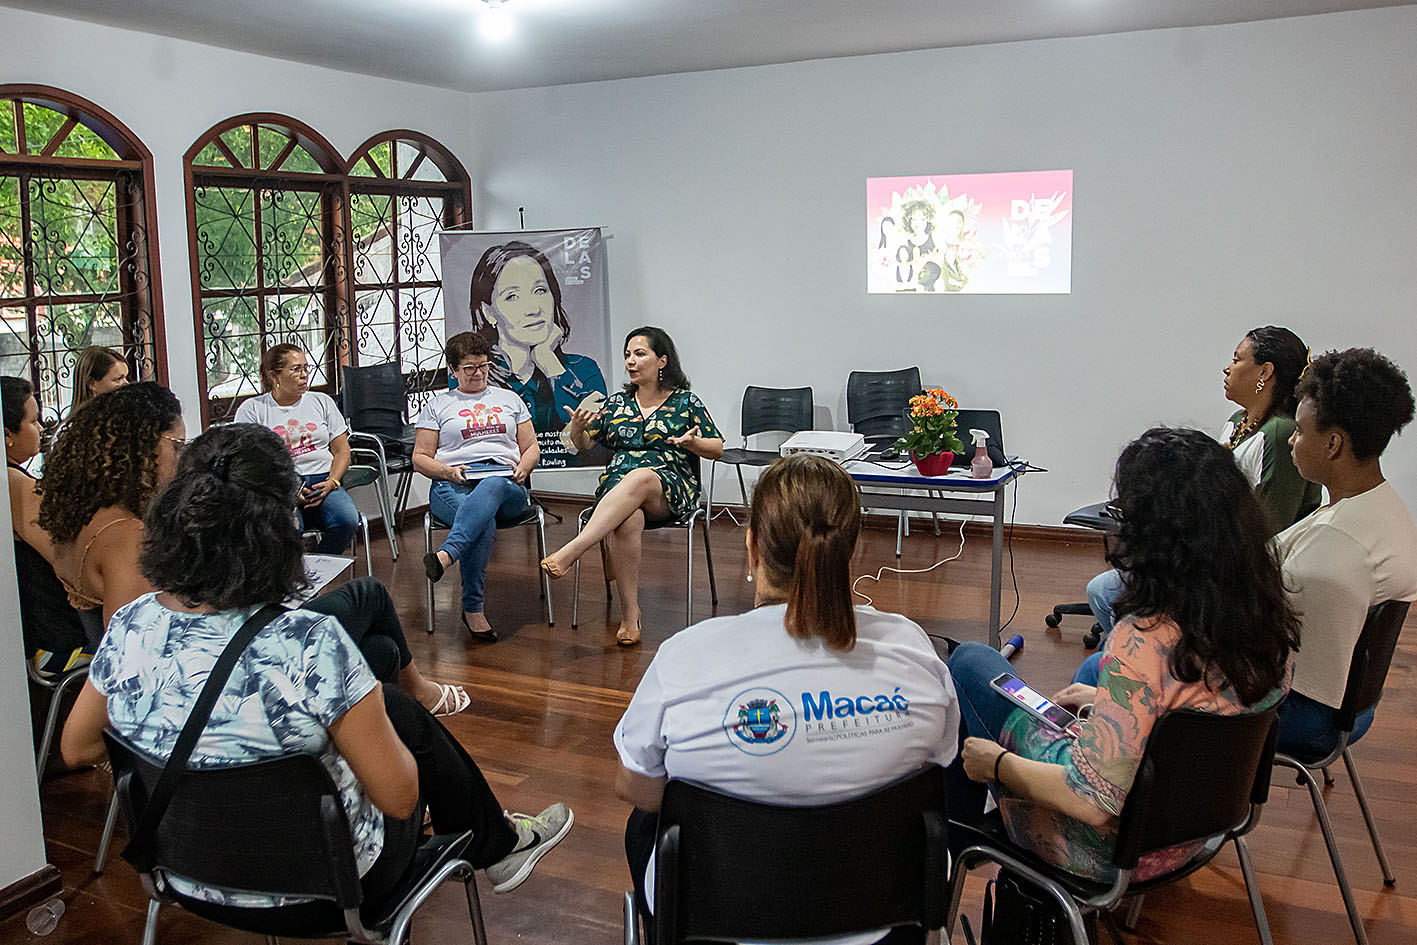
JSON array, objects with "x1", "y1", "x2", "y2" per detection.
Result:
[
  {"x1": 343, "y1": 363, "x2": 417, "y2": 526},
  {"x1": 947, "y1": 707, "x2": 1280, "y2": 945},
  {"x1": 1045, "y1": 502, "x2": 1118, "y2": 648},
  {"x1": 1272, "y1": 599, "x2": 1411, "y2": 945},
  {"x1": 103, "y1": 729, "x2": 489, "y2": 945},
  {"x1": 847, "y1": 367, "x2": 921, "y2": 556},
  {"x1": 626, "y1": 765, "x2": 948, "y2": 945},
  {"x1": 705, "y1": 385, "x2": 812, "y2": 518},
  {"x1": 423, "y1": 493, "x2": 553, "y2": 635}
]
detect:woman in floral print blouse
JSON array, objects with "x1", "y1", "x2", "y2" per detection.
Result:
[
  {"x1": 946, "y1": 427, "x2": 1299, "y2": 882},
  {"x1": 541, "y1": 327, "x2": 722, "y2": 646}
]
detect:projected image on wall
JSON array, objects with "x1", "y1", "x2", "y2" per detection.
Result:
[{"x1": 867, "y1": 171, "x2": 1072, "y2": 294}]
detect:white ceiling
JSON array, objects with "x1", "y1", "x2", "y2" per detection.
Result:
[{"x1": 3, "y1": 0, "x2": 1412, "y2": 93}]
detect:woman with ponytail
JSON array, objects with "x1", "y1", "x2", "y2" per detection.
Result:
[{"x1": 614, "y1": 454, "x2": 960, "y2": 943}]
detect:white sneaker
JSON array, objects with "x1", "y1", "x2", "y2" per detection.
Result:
[{"x1": 485, "y1": 803, "x2": 574, "y2": 893}]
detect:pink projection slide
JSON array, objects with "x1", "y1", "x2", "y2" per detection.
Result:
[{"x1": 867, "y1": 171, "x2": 1073, "y2": 294}]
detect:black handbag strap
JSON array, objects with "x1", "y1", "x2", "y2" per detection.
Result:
[{"x1": 123, "y1": 603, "x2": 286, "y2": 867}]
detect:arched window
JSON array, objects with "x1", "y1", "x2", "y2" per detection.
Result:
[
  {"x1": 348, "y1": 132, "x2": 471, "y2": 414},
  {"x1": 187, "y1": 121, "x2": 471, "y2": 424},
  {"x1": 0, "y1": 85, "x2": 165, "y2": 420},
  {"x1": 186, "y1": 114, "x2": 346, "y2": 424}
]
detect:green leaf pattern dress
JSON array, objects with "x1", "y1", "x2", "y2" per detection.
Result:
[{"x1": 587, "y1": 389, "x2": 722, "y2": 520}]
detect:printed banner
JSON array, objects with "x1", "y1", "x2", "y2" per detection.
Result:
[
  {"x1": 440, "y1": 228, "x2": 611, "y2": 468},
  {"x1": 867, "y1": 171, "x2": 1073, "y2": 294}
]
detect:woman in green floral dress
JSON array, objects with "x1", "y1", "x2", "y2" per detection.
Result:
[{"x1": 541, "y1": 327, "x2": 723, "y2": 645}]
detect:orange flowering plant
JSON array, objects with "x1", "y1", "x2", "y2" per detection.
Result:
[{"x1": 895, "y1": 388, "x2": 964, "y2": 458}]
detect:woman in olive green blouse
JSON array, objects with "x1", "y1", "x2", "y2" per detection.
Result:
[{"x1": 541, "y1": 327, "x2": 723, "y2": 646}]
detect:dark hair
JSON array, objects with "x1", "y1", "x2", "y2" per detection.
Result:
[
  {"x1": 445, "y1": 330, "x2": 493, "y2": 371},
  {"x1": 259, "y1": 343, "x2": 304, "y2": 392},
  {"x1": 900, "y1": 200, "x2": 934, "y2": 235},
  {"x1": 469, "y1": 242, "x2": 570, "y2": 388},
  {"x1": 70, "y1": 346, "x2": 124, "y2": 411},
  {"x1": 748, "y1": 455, "x2": 862, "y2": 650},
  {"x1": 1245, "y1": 326, "x2": 1309, "y2": 418},
  {"x1": 1295, "y1": 348, "x2": 1414, "y2": 461},
  {"x1": 37, "y1": 382, "x2": 182, "y2": 544},
  {"x1": 1107, "y1": 427, "x2": 1298, "y2": 706},
  {"x1": 141, "y1": 424, "x2": 308, "y2": 609},
  {"x1": 623, "y1": 326, "x2": 689, "y2": 392},
  {"x1": 2, "y1": 375, "x2": 34, "y2": 433}
]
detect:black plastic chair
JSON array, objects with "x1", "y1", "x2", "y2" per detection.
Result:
[
  {"x1": 103, "y1": 729, "x2": 488, "y2": 945},
  {"x1": 947, "y1": 707, "x2": 1280, "y2": 945},
  {"x1": 1045, "y1": 501, "x2": 1119, "y2": 648},
  {"x1": 705, "y1": 385, "x2": 812, "y2": 517},
  {"x1": 423, "y1": 494, "x2": 554, "y2": 634},
  {"x1": 1272, "y1": 599, "x2": 1411, "y2": 945},
  {"x1": 343, "y1": 363, "x2": 417, "y2": 527},
  {"x1": 846, "y1": 367, "x2": 920, "y2": 445},
  {"x1": 626, "y1": 765, "x2": 948, "y2": 945}
]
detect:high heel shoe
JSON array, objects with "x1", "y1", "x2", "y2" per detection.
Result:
[
  {"x1": 424, "y1": 552, "x2": 445, "y2": 583},
  {"x1": 462, "y1": 612, "x2": 498, "y2": 643},
  {"x1": 616, "y1": 621, "x2": 641, "y2": 647},
  {"x1": 540, "y1": 556, "x2": 570, "y2": 580}
]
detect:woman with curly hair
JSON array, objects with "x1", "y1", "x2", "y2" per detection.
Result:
[
  {"x1": 60, "y1": 423, "x2": 571, "y2": 906},
  {"x1": 38, "y1": 382, "x2": 184, "y2": 643},
  {"x1": 946, "y1": 428, "x2": 1297, "y2": 882}
]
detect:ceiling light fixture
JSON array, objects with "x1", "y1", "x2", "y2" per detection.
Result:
[{"x1": 480, "y1": 0, "x2": 515, "y2": 41}]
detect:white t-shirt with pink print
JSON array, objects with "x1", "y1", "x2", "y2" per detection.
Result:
[
  {"x1": 416, "y1": 386, "x2": 528, "y2": 470},
  {"x1": 235, "y1": 391, "x2": 349, "y2": 477}
]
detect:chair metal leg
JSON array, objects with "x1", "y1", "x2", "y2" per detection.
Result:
[
  {"x1": 466, "y1": 873, "x2": 489, "y2": 945},
  {"x1": 736, "y1": 465, "x2": 749, "y2": 511},
  {"x1": 537, "y1": 509, "x2": 554, "y2": 626},
  {"x1": 686, "y1": 515, "x2": 695, "y2": 626},
  {"x1": 706, "y1": 460, "x2": 716, "y2": 524},
  {"x1": 141, "y1": 899, "x2": 160, "y2": 945},
  {"x1": 424, "y1": 513, "x2": 435, "y2": 635},
  {"x1": 374, "y1": 469, "x2": 398, "y2": 560},
  {"x1": 701, "y1": 511, "x2": 718, "y2": 606},
  {"x1": 1123, "y1": 892, "x2": 1145, "y2": 931},
  {"x1": 358, "y1": 514, "x2": 372, "y2": 577},
  {"x1": 95, "y1": 789, "x2": 120, "y2": 873},
  {"x1": 1342, "y1": 748, "x2": 1396, "y2": 886},
  {"x1": 895, "y1": 509, "x2": 904, "y2": 558},
  {"x1": 623, "y1": 890, "x2": 640, "y2": 945},
  {"x1": 1234, "y1": 836, "x2": 1275, "y2": 945},
  {"x1": 1323, "y1": 765, "x2": 1336, "y2": 787},
  {"x1": 572, "y1": 513, "x2": 585, "y2": 629},
  {"x1": 266, "y1": 936, "x2": 279, "y2": 945},
  {"x1": 1279, "y1": 758, "x2": 1370, "y2": 945}
]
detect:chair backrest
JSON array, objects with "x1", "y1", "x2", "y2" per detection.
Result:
[
  {"x1": 846, "y1": 367, "x2": 921, "y2": 440},
  {"x1": 740, "y1": 385, "x2": 813, "y2": 439},
  {"x1": 342, "y1": 362, "x2": 408, "y2": 438},
  {"x1": 653, "y1": 765, "x2": 948, "y2": 945},
  {"x1": 1336, "y1": 599, "x2": 1412, "y2": 731},
  {"x1": 1111, "y1": 707, "x2": 1279, "y2": 871},
  {"x1": 103, "y1": 729, "x2": 364, "y2": 908},
  {"x1": 952, "y1": 408, "x2": 1006, "y2": 467}
]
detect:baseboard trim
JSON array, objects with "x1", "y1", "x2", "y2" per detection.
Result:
[{"x1": 0, "y1": 864, "x2": 62, "y2": 921}]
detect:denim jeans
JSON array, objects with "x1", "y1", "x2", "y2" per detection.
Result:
[
  {"x1": 1086, "y1": 568, "x2": 1124, "y2": 639},
  {"x1": 1069, "y1": 651, "x2": 1375, "y2": 762},
  {"x1": 945, "y1": 642, "x2": 1027, "y2": 741},
  {"x1": 300, "y1": 472, "x2": 359, "y2": 555},
  {"x1": 428, "y1": 469, "x2": 531, "y2": 613}
]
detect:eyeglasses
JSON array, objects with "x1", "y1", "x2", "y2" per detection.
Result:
[
  {"x1": 162, "y1": 433, "x2": 189, "y2": 456},
  {"x1": 283, "y1": 364, "x2": 311, "y2": 376},
  {"x1": 458, "y1": 362, "x2": 492, "y2": 375}
]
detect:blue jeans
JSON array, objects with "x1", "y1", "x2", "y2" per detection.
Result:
[
  {"x1": 428, "y1": 471, "x2": 531, "y2": 613},
  {"x1": 301, "y1": 473, "x2": 358, "y2": 554},
  {"x1": 946, "y1": 642, "x2": 1028, "y2": 741},
  {"x1": 1086, "y1": 568, "x2": 1124, "y2": 638},
  {"x1": 1069, "y1": 652, "x2": 1376, "y2": 762}
]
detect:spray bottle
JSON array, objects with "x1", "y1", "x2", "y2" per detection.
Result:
[{"x1": 969, "y1": 428, "x2": 993, "y2": 479}]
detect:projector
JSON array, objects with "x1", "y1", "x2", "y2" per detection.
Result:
[{"x1": 779, "y1": 431, "x2": 868, "y2": 463}]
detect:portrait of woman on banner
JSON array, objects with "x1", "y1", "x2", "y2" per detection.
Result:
[{"x1": 469, "y1": 241, "x2": 608, "y2": 444}]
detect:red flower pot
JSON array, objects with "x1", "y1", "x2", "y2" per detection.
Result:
[{"x1": 910, "y1": 451, "x2": 954, "y2": 476}]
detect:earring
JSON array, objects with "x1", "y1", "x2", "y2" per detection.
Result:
[
  {"x1": 745, "y1": 571, "x2": 754, "y2": 583},
  {"x1": 1255, "y1": 378, "x2": 1265, "y2": 394}
]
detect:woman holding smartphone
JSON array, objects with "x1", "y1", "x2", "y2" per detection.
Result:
[
  {"x1": 415, "y1": 332, "x2": 538, "y2": 642},
  {"x1": 946, "y1": 428, "x2": 1297, "y2": 882}
]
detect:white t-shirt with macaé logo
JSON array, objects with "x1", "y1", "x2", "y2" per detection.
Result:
[
  {"x1": 416, "y1": 386, "x2": 529, "y2": 469},
  {"x1": 615, "y1": 604, "x2": 959, "y2": 944},
  {"x1": 234, "y1": 391, "x2": 348, "y2": 477}
]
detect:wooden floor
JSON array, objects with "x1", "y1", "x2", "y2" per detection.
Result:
[{"x1": 8, "y1": 500, "x2": 1417, "y2": 945}]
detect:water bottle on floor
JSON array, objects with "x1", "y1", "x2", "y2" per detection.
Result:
[{"x1": 26, "y1": 898, "x2": 65, "y2": 936}]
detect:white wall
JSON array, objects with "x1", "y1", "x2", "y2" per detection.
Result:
[{"x1": 463, "y1": 7, "x2": 1417, "y2": 523}]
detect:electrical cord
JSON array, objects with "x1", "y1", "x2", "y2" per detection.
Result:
[{"x1": 852, "y1": 519, "x2": 968, "y2": 608}]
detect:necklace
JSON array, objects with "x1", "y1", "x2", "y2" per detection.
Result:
[{"x1": 1228, "y1": 413, "x2": 1262, "y2": 450}]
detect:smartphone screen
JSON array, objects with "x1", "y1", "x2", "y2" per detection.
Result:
[{"x1": 990, "y1": 673, "x2": 1078, "y2": 731}]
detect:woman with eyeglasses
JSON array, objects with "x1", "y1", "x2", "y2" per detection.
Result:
[
  {"x1": 234, "y1": 344, "x2": 357, "y2": 555},
  {"x1": 414, "y1": 331, "x2": 539, "y2": 643},
  {"x1": 37, "y1": 382, "x2": 186, "y2": 644}
]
